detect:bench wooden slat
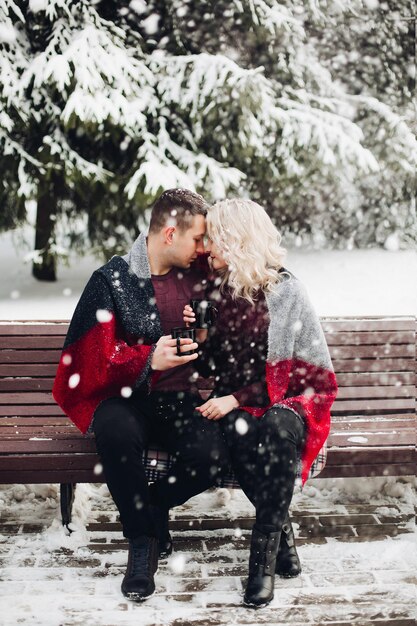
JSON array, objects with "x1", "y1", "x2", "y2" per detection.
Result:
[
  {"x1": 0, "y1": 406, "x2": 64, "y2": 416},
  {"x1": 1, "y1": 372, "x2": 413, "y2": 390},
  {"x1": 321, "y1": 318, "x2": 415, "y2": 331},
  {"x1": 0, "y1": 440, "x2": 98, "y2": 453},
  {"x1": 4, "y1": 360, "x2": 413, "y2": 377},
  {"x1": 0, "y1": 324, "x2": 68, "y2": 335},
  {"x1": 0, "y1": 461, "x2": 414, "y2": 483},
  {"x1": 2, "y1": 429, "x2": 414, "y2": 451},
  {"x1": 1, "y1": 404, "x2": 413, "y2": 418},
  {"x1": 2, "y1": 414, "x2": 414, "y2": 428},
  {"x1": 2, "y1": 348, "x2": 414, "y2": 364},
  {"x1": 0, "y1": 447, "x2": 414, "y2": 478},
  {"x1": 332, "y1": 398, "x2": 415, "y2": 412},
  {"x1": 331, "y1": 358, "x2": 414, "y2": 373},
  {"x1": 2, "y1": 420, "x2": 415, "y2": 441},
  {"x1": 0, "y1": 337, "x2": 65, "y2": 349},
  {"x1": 4, "y1": 462, "x2": 414, "y2": 484},
  {"x1": 0, "y1": 379, "x2": 414, "y2": 397},
  {"x1": 328, "y1": 432, "x2": 415, "y2": 447},
  {"x1": 0, "y1": 417, "x2": 72, "y2": 427},
  {"x1": 0, "y1": 469, "x2": 103, "y2": 483},
  {"x1": 1, "y1": 431, "x2": 82, "y2": 439},
  {"x1": 335, "y1": 372, "x2": 415, "y2": 387},
  {"x1": 0, "y1": 454, "x2": 102, "y2": 471},
  {"x1": 325, "y1": 330, "x2": 415, "y2": 346},
  {"x1": 319, "y1": 462, "x2": 416, "y2": 478},
  {"x1": 0, "y1": 392, "x2": 58, "y2": 405},
  {"x1": 1, "y1": 318, "x2": 413, "y2": 331},
  {"x1": 329, "y1": 416, "x2": 415, "y2": 429},
  {"x1": 0, "y1": 392, "x2": 54, "y2": 405},
  {"x1": 0, "y1": 379, "x2": 55, "y2": 392},
  {"x1": 324, "y1": 447, "x2": 415, "y2": 463},
  {"x1": 2, "y1": 388, "x2": 414, "y2": 406},
  {"x1": 1, "y1": 331, "x2": 413, "y2": 349},
  {"x1": 0, "y1": 365, "x2": 57, "y2": 376},
  {"x1": 329, "y1": 344, "x2": 415, "y2": 358},
  {"x1": 1, "y1": 430, "x2": 84, "y2": 438},
  {"x1": 336, "y1": 385, "x2": 414, "y2": 399},
  {"x1": 0, "y1": 350, "x2": 62, "y2": 364}
]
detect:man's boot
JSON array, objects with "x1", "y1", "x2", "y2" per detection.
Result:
[
  {"x1": 243, "y1": 525, "x2": 280, "y2": 608},
  {"x1": 149, "y1": 504, "x2": 173, "y2": 558},
  {"x1": 276, "y1": 516, "x2": 301, "y2": 578},
  {"x1": 121, "y1": 535, "x2": 159, "y2": 602}
]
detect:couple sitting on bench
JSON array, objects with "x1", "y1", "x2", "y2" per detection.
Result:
[{"x1": 53, "y1": 188, "x2": 337, "y2": 609}]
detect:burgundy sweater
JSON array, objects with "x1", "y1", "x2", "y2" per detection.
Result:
[{"x1": 151, "y1": 267, "x2": 204, "y2": 393}]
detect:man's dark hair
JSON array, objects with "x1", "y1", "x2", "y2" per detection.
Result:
[{"x1": 149, "y1": 188, "x2": 208, "y2": 234}]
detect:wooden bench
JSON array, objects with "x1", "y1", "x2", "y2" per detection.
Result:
[{"x1": 1, "y1": 317, "x2": 416, "y2": 528}]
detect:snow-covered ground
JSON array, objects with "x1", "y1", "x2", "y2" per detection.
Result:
[
  {"x1": 0, "y1": 478, "x2": 416, "y2": 625},
  {"x1": 0, "y1": 227, "x2": 416, "y2": 319}
]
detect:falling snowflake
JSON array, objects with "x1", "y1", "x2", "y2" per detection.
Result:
[
  {"x1": 96, "y1": 309, "x2": 113, "y2": 323},
  {"x1": 169, "y1": 553, "x2": 186, "y2": 574},
  {"x1": 68, "y1": 373, "x2": 80, "y2": 389},
  {"x1": 235, "y1": 418, "x2": 249, "y2": 435}
]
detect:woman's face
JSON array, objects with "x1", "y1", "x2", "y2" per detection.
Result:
[{"x1": 206, "y1": 237, "x2": 228, "y2": 271}]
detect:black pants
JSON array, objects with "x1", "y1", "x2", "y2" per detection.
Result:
[
  {"x1": 93, "y1": 391, "x2": 230, "y2": 539},
  {"x1": 221, "y1": 406, "x2": 306, "y2": 530}
]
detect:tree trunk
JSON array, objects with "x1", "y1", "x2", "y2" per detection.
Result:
[{"x1": 32, "y1": 179, "x2": 57, "y2": 282}]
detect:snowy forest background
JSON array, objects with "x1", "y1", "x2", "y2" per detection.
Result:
[{"x1": 0, "y1": 0, "x2": 416, "y2": 282}]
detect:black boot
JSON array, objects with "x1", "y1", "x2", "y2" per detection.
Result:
[
  {"x1": 149, "y1": 504, "x2": 173, "y2": 559},
  {"x1": 243, "y1": 525, "x2": 280, "y2": 608},
  {"x1": 121, "y1": 535, "x2": 159, "y2": 602},
  {"x1": 276, "y1": 516, "x2": 301, "y2": 578}
]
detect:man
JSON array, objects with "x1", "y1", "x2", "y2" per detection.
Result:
[{"x1": 53, "y1": 189, "x2": 230, "y2": 602}]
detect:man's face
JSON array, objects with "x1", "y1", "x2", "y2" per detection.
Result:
[{"x1": 170, "y1": 214, "x2": 206, "y2": 268}]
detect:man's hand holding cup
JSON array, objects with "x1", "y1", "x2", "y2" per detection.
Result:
[{"x1": 151, "y1": 334, "x2": 198, "y2": 371}]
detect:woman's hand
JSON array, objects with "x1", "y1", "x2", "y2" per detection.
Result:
[
  {"x1": 183, "y1": 304, "x2": 208, "y2": 343},
  {"x1": 183, "y1": 304, "x2": 195, "y2": 326},
  {"x1": 196, "y1": 395, "x2": 239, "y2": 420}
]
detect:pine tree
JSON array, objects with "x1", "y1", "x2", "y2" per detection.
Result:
[
  {"x1": 303, "y1": 0, "x2": 416, "y2": 248},
  {"x1": 0, "y1": 0, "x2": 415, "y2": 281}
]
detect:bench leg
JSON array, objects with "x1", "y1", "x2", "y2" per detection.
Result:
[{"x1": 60, "y1": 483, "x2": 76, "y2": 531}]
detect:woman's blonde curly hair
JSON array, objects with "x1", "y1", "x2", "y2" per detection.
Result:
[{"x1": 206, "y1": 198, "x2": 287, "y2": 303}]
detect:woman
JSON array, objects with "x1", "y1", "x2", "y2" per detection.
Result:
[{"x1": 183, "y1": 198, "x2": 337, "y2": 608}]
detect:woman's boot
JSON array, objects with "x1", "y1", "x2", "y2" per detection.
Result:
[
  {"x1": 275, "y1": 515, "x2": 301, "y2": 578},
  {"x1": 243, "y1": 525, "x2": 280, "y2": 608}
]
